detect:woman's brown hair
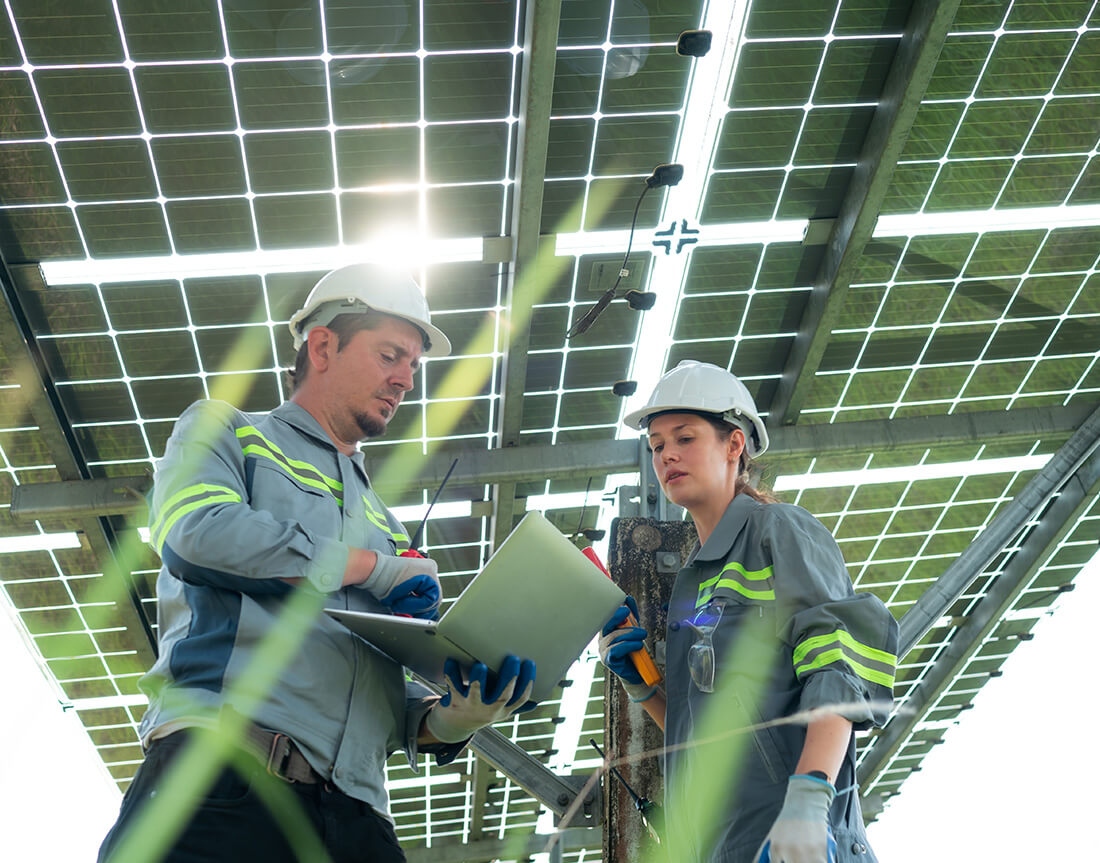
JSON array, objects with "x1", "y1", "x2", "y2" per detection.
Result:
[{"x1": 699, "y1": 413, "x2": 781, "y2": 504}]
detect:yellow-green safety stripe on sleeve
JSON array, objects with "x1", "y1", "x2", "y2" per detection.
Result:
[
  {"x1": 696, "y1": 561, "x2": 775, "y2": 607},
  {"x1": 150, "y1": 483, "x2": 243, "y2": 553},
  {"x1": 235, "y1": 426, "x2": 343, "y2": 505},
  {"x1": 362, "y1": 495, "x2": 410, "y2": 550},
  {"x1": 792, "y1": 629, "x2": 897, "y2": 689}
]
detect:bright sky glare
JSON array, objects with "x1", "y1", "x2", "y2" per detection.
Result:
[
  {"x1": 0, "y1": 603, "x2": 120, "y2": 861},
  {"x1": 867, "y1": 547, "x2": 1100, "y2": 861}
]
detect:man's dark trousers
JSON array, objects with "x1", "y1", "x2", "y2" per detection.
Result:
[{"x1": 98, "y1": 731, "x2": 406, "y2": 862}]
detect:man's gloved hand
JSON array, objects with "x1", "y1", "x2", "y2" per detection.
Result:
[
  {"x1": 755, "y1": 775, "x2": 836, "y2": 863},
  {"x1": 364, "y1": 553, "x2": 441, "y2": 619},
  {"x1": 425, "y1": 656, "x2": 537, "y2": 743},
  {"x1": 598, "y1": 596, "x2": 657, "y2": 702}
]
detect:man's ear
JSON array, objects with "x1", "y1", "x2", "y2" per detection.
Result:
[{"x1": 307, "y1": 326, "x2": 336, "y2": 373}]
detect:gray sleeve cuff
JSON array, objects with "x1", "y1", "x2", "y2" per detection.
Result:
[
  {"x1": 797, "y1": 668, "x2": 890, "y2": 730},
  {"x1": 402, "y1": 694, "x2": 469, "y2": 772},
  {"x1": 295, "y1": 533, "x2": 349, "y2": 592}
]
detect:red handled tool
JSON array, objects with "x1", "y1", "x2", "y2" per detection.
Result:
[{"x1": 583, "y1": 546, "x2": 662, "y2": 688}]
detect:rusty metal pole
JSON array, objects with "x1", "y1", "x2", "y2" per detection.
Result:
[{"x1": 603, "y1": 516, "x2": 698, "y2": 863}]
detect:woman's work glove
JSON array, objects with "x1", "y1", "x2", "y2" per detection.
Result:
[
  {"x1": 425, "y1": 656, "x2": 537, "y2": 743},
  {"x1": 598, "y1": 596, "x2": 657, "y2": 703},
  {"x1": 755, "y1": 774, "x2": 837, "y2": 863},
  {"x1": 364, "y1": 553, "x2": 441, "y2": 619}
]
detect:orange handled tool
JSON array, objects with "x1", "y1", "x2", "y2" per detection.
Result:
[{"x1": 583, "y1": 547, "x2": 662, "y2": 688}]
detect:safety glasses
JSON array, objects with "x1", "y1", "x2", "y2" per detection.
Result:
[{"x1": 686, "y1": 601, "x2": 725, "y2": 693}]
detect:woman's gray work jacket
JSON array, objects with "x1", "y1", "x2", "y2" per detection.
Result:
[
  {"x1": 139, "y1": 399, "x2": 456, "y2": 819},
  {"x1": 663, "y1": 493, "x2": 898, "y2": 863}
]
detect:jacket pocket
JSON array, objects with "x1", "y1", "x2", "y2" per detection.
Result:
[
  {"x1": 832, "y1": 825, "x2": 877, "y2": 863},
  {"x1": 732, "y1": 690, "x2": 782, "y2": 785},
  {"x1": 246, "y1": 457, "x2": 342, "y2": 536}
]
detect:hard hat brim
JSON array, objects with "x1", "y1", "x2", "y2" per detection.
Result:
[
  {"x1": 287, "y1": 264, "x2": 452, "y2": 357},
  {"x1": 623, "y1": 403, "x2": 768, "y2": 457},
  {"x1": 290, "y1": 305, "x2": 452, "y2": 357}
]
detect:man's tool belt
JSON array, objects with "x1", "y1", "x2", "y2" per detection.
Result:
[{"x1": 243, "y1": 725, "x2": 324, "y2": 785}]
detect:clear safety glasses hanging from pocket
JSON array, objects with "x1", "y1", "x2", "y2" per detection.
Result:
[{"x1": 686, "y1": 600, "x2": 727, "y2": 693}]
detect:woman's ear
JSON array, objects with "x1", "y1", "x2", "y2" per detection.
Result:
[{"x1": 728, "y1": 427, "x2": 746, "y2": 464}]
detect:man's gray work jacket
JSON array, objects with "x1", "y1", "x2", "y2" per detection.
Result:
[
  {"x1": 139, "y1": 399, "x2": 451, "y2": 817},
  {"x1": 663, "y1": 493, "x2": 898, "y2": 863}
]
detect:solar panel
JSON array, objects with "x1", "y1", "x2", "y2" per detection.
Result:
[{"x1": 0, "y1": 0, "x2": 1098, "y2": 858}]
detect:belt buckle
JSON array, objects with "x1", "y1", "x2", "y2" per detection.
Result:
[{"x1": 265, "y1": 732, "x2": 296, "y2": 783}]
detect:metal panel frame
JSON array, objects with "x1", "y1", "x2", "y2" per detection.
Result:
[
  {"x1": 490, "y1": 0, "x2": 563, "y2": 551},
  {"x1": 859, "y1": 439, "x2": 1100, "y2": 788},
  {"x1": 403, "y1": 827, "x2": 599, "y2": 863},
  {"x1": 0, "y1": 261, "x2": 156, "y2": 663},
  {"x1": 896, "y1": 403, "x2": 1100, "y2": 652},
  {"x1": 13, "y1": 404, "x2": 1095, "y2": 519},
  {"x1": 769, "y1": 0, "x2": 963, "y2": 425}
]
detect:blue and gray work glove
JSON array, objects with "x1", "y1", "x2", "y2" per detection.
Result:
[
  {"x1": 756, "y1": 774, "x2": 837, "y2": 863},
  {"x1": 425, "y1": 656, "x2": 537, "y2": 743},
  {"x1": 363, "y1": 553, "x2": 441, "y2": 620},
  {"x1": 598, "y1": 596, "x2": 657, "y2": 703}
]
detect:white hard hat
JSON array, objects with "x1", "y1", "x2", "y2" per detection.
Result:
[
  {"x1": 623, "y1": 360, "x2": 769, "y2": 456},
  {"x1": 288, "y1": 263, "x2": 451, "y2": 357}
]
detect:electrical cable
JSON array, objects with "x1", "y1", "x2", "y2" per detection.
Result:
[{"x1": 567, "y1": 185, "x2": 650, "y2": 339}]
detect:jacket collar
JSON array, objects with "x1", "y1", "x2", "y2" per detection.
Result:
[
  {"x1": 689, "y1": 493, "x2": 759, "y2": 564},
  {"x1": 271, "y1": 401, "x2": 368, "y2": 470}
]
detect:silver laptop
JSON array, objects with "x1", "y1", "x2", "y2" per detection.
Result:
[{"x1": 327, "y1": 511, "x2": 626, "y2": 703}]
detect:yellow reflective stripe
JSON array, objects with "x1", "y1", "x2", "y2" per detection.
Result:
[
  {"x1": 362, "y1": 495, "x2": 386, "y2": 525},
  {"x1": 697, "y1": 562, "x2": 775, "y2": 607},
  {"x1": 150, "y1": 483, "x2": 237, "y2": 539},
  {"x1": 236, "y1": 427, "x2": 344, "y2": 492},
  {"x1": 236, "y1": 427, "x2": 343, "y2": 505},
  {"x1": 721, "y1": 561, "x2": 773, "y2": 582},
  {"x1": 362, "y1": 496, "x2": 410, "y2": 548},
  {"x1": 793, "y1": 629, "x2": 897, "y2": 668},
  {"x1": 794, "y1": 647, "x2": 895, "y2": 689},
  {"x1": 151, "y1": 488, "x2": 242, "y2": 553},
  {"x1": 240, "y1": 443, "x2": 342, "y2": 501},
  {"x1": 708, "y1": 578, "x2": 775, "y2": 603}
]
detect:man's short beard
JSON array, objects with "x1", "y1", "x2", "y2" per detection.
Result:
[{"x1": 354, "y1": 411, "x2": 387, "y2": 440}]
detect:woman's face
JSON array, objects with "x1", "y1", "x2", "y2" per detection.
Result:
[{"x1": 647, "y1": 413, "x2": 744, "y2": 512}]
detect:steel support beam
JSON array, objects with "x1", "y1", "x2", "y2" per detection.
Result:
[
  {"x1": 11, "y1": 474, "x2": 151, "y2": 519},
  {"x1": 896, "y1": 403, "x2": 1100, "y2": 653},
  {"x1": 490, "y1": 0, "x2": 562, "y2": 551},
  {"x1": 769, "y1": 0, "x2": 962, "y2": 425},
  {"x1": 0, "y1": 263, "x2": 156, "y2": 663},
  {"x1": 380, "y1": 402, "x2": 1090, "y2": 495},
  {"x1": 465, "y1": 757, "x2": 492, "y2": 841},
  {"x1": 858, "y1": 442, "x2": 1100, "y2": 789},
  {"x1": 468, "y1": 727, "x2": 600, "y2": 828},
  {"x1": 14, "y1": 404, "x2": 1095, "y2": 520},
  {"x1": 403, "y1": 828, "x2": 600, "y2": 863}
]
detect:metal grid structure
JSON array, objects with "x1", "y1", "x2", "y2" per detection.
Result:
[{"x1": 0, "y1": 0, "x2": 1098, "y2": 859}]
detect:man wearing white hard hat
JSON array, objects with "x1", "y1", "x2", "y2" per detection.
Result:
[{"x1": 100, "y1": 264, "x2": 536, "y2": 863}]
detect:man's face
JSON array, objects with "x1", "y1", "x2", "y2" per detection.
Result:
[{"x1": 326, "y1": 315, "x2": 424, "y2": 440}]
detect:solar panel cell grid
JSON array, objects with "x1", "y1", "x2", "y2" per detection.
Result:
[{"x1": 0, "y1": 0, "x2": 1098, "y2": 853}]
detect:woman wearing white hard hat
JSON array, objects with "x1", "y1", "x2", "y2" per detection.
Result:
[{"x1": 599, "y1": 360, "x2": 898, "y2": 863}]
